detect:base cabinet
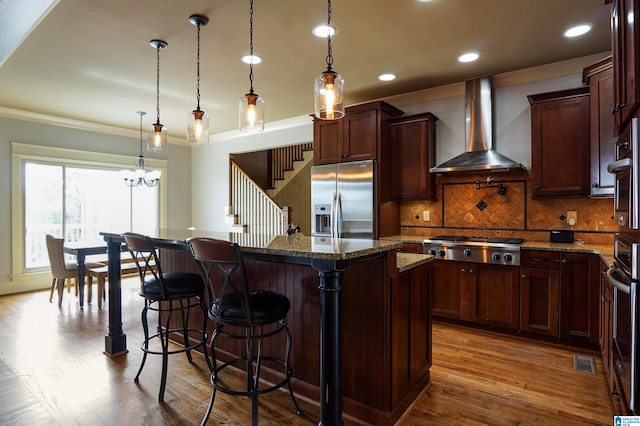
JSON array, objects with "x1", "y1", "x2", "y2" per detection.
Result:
[
  {"x1": 391, "y1": 263, "x2": 432, "y2": 407},
  {"x1": 431, "y1": 260, "x2": 519, "y2": 330}
]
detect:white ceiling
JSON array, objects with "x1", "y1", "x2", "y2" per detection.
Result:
[{"x1": 0, "y1": 0, "x2": 612, "y2": 142}]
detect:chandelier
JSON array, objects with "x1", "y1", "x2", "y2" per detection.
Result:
[{"x1": 123, "y1": 111, "x2": 161, "y2": 187}]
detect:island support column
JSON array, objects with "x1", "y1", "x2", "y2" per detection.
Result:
[
  {"x1": 316, "y1": 261, "x2": 346, "y2": 426},
  {"x1": 103, "y1": 236, "x2": 127, "y2": 356}
]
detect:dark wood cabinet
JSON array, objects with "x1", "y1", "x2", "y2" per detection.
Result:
[
  {"x1": 520, "y1": 250, "x2": 560, "y2": 336},
  {"x1": 559, "y1": 252, "x2": 600, "y2": 347},
  {"x1": 528, "y1": 87, "x2": 591, "y2": 197},
  {"x1": 313, "y1": 101, "x2": 403, "y2": 165},
  {"x1": 431, "y1": 260, "x2": 519, "y2": 330},
  {"x1": 468, "y1": 264, "x2": 520, "y2": 330},
  {"x1": 519, "y1": 249, "x2": 600, "y2": 347},
  {"x1": 389, "y1": 113, "x2": 438, "y2": 201},
  {"x1": 399, "y1": 242, "x2": 423, "y2": 253},
  {"x1": 391, "y1": 263, "x2": 432, "y2": 407},
  {"x1": 583, "y1": 57, "x2": 616, "y2": 198},
  {"x1": 611, "y1": 0, "x2": 640, "y2": 133}
]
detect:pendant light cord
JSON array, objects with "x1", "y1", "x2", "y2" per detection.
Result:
[
  {"x1": 326, "y1": 0, "x2": 333, "y2": 71},
  {"x1": 196, "y1": 20, "x2": 202, "y2": 109},
  {"x1": 155, "y1": 44, "x2": 161, "y2": 125},
  {"x1": 248, "y1": 0, "x2": 255, "y2": 95}
]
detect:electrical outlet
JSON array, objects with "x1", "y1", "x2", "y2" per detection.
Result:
[
  {"x1": 423, "y1": 211, "x2": 430, "y2": 222},
  {"x1": 567, "y1": 211, "x2": 577, "y2": 226}
]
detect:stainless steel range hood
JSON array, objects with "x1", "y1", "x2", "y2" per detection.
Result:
[{"x1": 430, "y1": 76, "x2": 524, "y2": 173}]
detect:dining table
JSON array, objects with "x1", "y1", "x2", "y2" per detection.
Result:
[
  {"x1": 63, "y1": 240, "x2": 108, "y2": 308},
  {"x1": 99, "y1": 228, "x2": 402, "y2": 426}
]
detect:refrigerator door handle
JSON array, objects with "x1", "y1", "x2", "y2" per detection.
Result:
[
  {"x1": 335, "y1": 191, "x2": 342, "y2": 239},
  {"x1": 330, "y1": 191, "x2": 337, "y2": 239}
]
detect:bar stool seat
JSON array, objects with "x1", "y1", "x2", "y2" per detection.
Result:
[{"x1": 187, "y1": 237, "x2": 303, "y2": 426}]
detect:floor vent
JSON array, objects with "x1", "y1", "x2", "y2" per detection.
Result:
[{"x1": 573, "y1": 354, "x2": 596, "y2": 374}]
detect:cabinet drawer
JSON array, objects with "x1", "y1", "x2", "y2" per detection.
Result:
[{"x1": 521, "y1": 250, "x2": 561, "y2": 269}]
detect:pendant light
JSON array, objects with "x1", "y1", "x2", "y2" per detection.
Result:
[
  {"x1": 187, "y1": 15, "x2": 210, "y2": 143},
  {"x1": 314, "y1": 0, "x2": 344, "y2": 120},
  {"x1": 239, "y1": 0, "x2": 265, "y2": 132},
  {"x1": 123, "y1": 111, "x2": 161, "y2": 187},
  {"x1": 148, "y1": 39, "x2": 168, "y2": 152}
]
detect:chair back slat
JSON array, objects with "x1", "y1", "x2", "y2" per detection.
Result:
[{"x1": 187, "y1": 237, "x2": 253, "y2": 324}]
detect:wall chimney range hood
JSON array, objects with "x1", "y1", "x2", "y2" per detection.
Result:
[{"x1": 430, "y1": 76, "x2": 524, "y2": 173}]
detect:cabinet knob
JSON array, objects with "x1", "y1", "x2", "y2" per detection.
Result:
[
  {"x1": 534, "y1": 185, "x2": 540, "y2": 190},
  {"x1": 601, "y1": 296, "x2": 608, "y2": 302},
  {"x1": 592, "y1": 183, "x2": 599, "y2": 188},
  {"x1": 521, "y1": 274, "x2": 527, "y2": 278},
  {"x1": 561, "y1": 258, "x2": 568, "y2": 264},
  {"x1": 469, "y1": 269, "x2": 475, "y2": 274},
  {"x1": 461, "y1": 268, "x2": 466, "y2": 273}
]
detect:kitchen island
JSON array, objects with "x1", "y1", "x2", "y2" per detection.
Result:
[{"x1": 101, "y1": 229, "x2": 433, "y2": 426}]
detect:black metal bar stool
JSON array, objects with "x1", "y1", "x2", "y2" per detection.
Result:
[
  {"x1": 123, "y1": 232, "x2": 213, "y2": 402},
  {"x1": 187, "y1": 237, "x2": 303, "y2": 426}
]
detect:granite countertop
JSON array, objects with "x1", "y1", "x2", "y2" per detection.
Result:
[{"x1": 396, "y1": 252, "x2": 434, "y2": 273}]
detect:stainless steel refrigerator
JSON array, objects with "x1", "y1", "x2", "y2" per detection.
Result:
[{"x1": 311, "y1": 160, "x2": 375, "y2": 239}]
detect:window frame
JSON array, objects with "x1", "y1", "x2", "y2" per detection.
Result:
[{"x1": 11, "y1": 141, "x2": 167, "y2": 279}]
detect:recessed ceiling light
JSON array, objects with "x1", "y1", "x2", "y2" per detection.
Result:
[
  {"x1": 312, "y1": 25, "x2": 336, "y2": 38},
  {"x1": 563, "y1": 24, "x2": 592, "y2": 38},
  {"x1": 241, "y1": 54, "x2": 262, "y2": 64},
  {"x1": 458, "y1": 52, "x2": 479, "y2": 63},
  {"x1": 378, "y1": 73, "x2": 396, "y2": 81}
]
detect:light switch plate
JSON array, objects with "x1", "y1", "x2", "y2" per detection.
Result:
[{"x1": 423, "y1": 211, "x2": 430, "y2": 222}]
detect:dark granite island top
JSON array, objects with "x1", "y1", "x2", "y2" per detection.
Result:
[{"x1": 100, "y1": 229, "x2": 418, "y2": 426}]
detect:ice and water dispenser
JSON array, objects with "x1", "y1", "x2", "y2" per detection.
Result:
[{"x1": 313, "y1": 204, "x2": 332, "y2": 235}]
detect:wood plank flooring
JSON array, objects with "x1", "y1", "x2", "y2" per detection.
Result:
[{"x1": 0, "y1": 278, "x2": 615, "y2": 425}]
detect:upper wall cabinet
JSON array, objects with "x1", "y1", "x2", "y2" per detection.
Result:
[
  {"x1": 313, "y1": 101, "x2": 403, "y2": 166},
  {"x1": 528, "y1": 87, "x2": 591, "y2": 197},
  {"x1": 583, "y1": 57, "x2": 616, "y2": 198},
  {"x1": 389, "y1": 113, "x2": 438, "y2": 201},
  {"x1": 611, "y1": 0, "x2": 640, "y2": 133}
]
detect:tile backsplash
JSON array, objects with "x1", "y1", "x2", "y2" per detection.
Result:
[{"x1": 400, "y1": 169, "x2": 615, "y2": 244}]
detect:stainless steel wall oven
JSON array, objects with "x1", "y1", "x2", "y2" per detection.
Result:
[
  {"x1": 606, "y1": 233, "x2": 640, "y2": 413},
  {"x1": 608, "y1": 117, "x2": 639, "y2": 230}
]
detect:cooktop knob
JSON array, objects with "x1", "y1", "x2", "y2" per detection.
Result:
[
  {"x1": 428, "y1": 248, "x2": 436, "y2": 256},
  {"x1": 504, "y1": 254, "x2": 513, "y2": 263},
  {"x1": 463, "y1": 248, "x2": 472, "y2": 257},
  {"x1": 437, "y1": 249, "x2": 446, "y2": 257},
  {"x1": 492, "y1": 253, "x2": 501, "y2": 261}
]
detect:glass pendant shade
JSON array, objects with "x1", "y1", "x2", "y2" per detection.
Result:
[
  {"x1": 315, "y1": 70, "x2": 345, "y2": 120},
  {"x1": 147, "y1": 122, "x2": 168, "y2": 152},
  {"x1": 239, "y1": 93, "x2": 265, "y2": 132},
  {"x1": 187, "y1": 109, "x2": 210, "y2": 143}
]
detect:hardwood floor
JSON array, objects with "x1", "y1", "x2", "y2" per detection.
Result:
[{"x1": 0, "y1": 278, "x2": 615, "y2": 425}]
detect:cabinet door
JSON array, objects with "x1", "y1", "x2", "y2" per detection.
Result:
[
  {"x1": 430, "y1": 260, "x2": 467, "y2": 320},
  {"x1": 390, "y1": 114, "x2": 437, "y2": 200},
  {"x1": 586, "y1": 60, "x2": 616, "y2": 197},
  {"x1": 468, "y1": 264, "x2": 520, "y2": 330},
  {"x1": 529, "y1": 89, "x2": 590, "y2": 197},
  {"x1": 612, "y1": 0, "x2": 640, "y2": 132},
  {"x1": 343, "y1": 109, "x2": 377, "y2": 162},
  {"x1": 313, "y1": 119, "x2": 343, "y2": 165},
  {"x1": 520, "y1": 267, "x2": 559, "y2": 336},
  {"x1": 559, "y1": 252, "x2": 600, "y2": 346}
]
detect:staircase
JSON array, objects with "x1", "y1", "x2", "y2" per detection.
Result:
[{"x1": 267, "y1": 143, "x2": 313, "y2": 198}]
